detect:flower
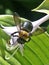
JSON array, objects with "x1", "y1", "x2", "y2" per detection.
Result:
[{"x1": 1, "y1": 25, "x2": 24, "y2": 57}]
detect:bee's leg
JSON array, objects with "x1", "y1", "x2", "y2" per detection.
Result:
[
  {"x1": 19, "y1": 44, "x2": 24, "y2": 56},
  {"x1": 11, "y1": 31, "x2": 19, "y2": 36}
]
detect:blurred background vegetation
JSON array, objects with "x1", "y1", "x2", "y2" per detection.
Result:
[{"x1": 0, "y1": 0, "x2": 44, "y2": 21}]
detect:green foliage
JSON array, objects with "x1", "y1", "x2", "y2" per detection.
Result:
[
  {"x1": 32, "y1": 0, "x2": 49, "y2": 34},
  {"x1": 0, "y1": 38, "x2": 5, "y2": 59},
  {"x1": 47, "y1": 25, "x2": 49, "y2": 34},
  {"x1": 0, "y1": 0, "x2": 49, "y2": 65},
  {"x1": 0, "y1": 0, "x2": 43, "y2": 14}
]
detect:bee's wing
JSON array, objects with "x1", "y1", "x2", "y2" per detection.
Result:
[
  {"x1": 32, "y1": 27, "x2": 47, "y2": 36},
  {"x1": 13, "y1": 12, "x2": 21, "y2": 30}
]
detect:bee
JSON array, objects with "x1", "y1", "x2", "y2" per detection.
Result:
[
  {"x1": 7, "y1": 12, "x2": 33, "y2": 55},
  {"x1": 1, "y1": 12, "x2": 49, "y2": 59},
  {"x1": 11, "y1": 20, "x2": 33, "y2": 44}
]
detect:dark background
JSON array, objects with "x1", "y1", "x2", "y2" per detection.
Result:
[{"x1": 0, "y1": 0, "x2": 46, "y2": 21}]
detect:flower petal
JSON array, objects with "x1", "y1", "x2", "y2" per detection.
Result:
[{"x1": 2, "y1": 26, "x2": 18, "y2": 35}]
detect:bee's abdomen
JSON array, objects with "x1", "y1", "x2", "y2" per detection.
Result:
[{"x1": 17, "y1": 37, "x2": 26, "y2": 44}]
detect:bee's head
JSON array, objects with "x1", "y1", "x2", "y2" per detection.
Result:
[{"x1": 21, "y1": 21, "x2": 33, "y2": 32}]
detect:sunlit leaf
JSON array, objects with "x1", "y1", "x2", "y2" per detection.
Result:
[{"x1": 32, "y1": 0, "x2": 49, "y2": 13}]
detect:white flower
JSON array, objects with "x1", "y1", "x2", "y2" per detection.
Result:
[
  {"x1": 1, "y1": 25, "x2": 24, "y2": 59},
  {"x1": 2, "y1": 25, "x2": 19, "y2": 47}
]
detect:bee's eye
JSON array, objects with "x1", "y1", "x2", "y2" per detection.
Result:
[{"x1": 21, "y1": 21, "x2": 33, "y2": 32}]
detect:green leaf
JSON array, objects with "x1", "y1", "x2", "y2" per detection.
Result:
[
  {"x1": 32, "y1": 9, "x2": 49, "y2": 14},
  {"x1": 0, "y1": 56, "x2": 10, "y2": 65},
  {"x1": 0, "y1": 2, "x2": 49, "y2": 65},
  {"x1": 0, "y1": 15, "x2": 14, "y2": 26},
  {"x1": 0, "y1": 38, "x2": 5, "y2": 59},
  {"x1": 32, "y1": 0, "x2": 49, "y2": 10},
  {"x1": 47, "y1": 25, "x2": 49, "y2": 34},
  {"x1": 32, "y1": 0, "x2": 49, "y2": 14},
  {"x1": 0, "y1": 28, "x2": 10, "y2": 41}
]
